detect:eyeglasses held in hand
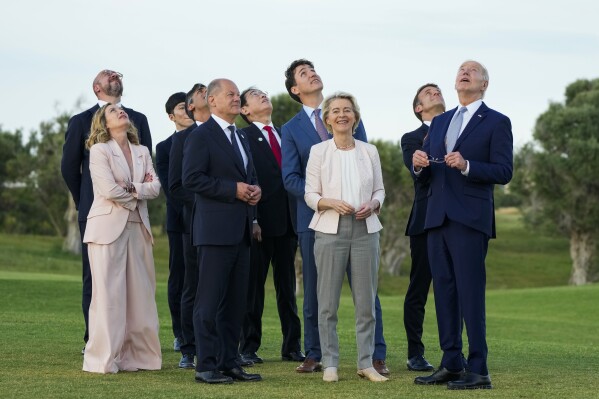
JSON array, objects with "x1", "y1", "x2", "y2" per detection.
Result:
[{"x1": 428, "y1": 155, "x2": 445, "y2": 164}]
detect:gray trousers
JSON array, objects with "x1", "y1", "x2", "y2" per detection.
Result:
[{"x1": 315, "y1": 216, "x2": 380, "y2": 369}]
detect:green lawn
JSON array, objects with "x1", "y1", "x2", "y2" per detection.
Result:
[{"x1": 1, "y1": 212, "x2": 597, "y2": 398}]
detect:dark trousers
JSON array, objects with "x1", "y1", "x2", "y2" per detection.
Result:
[
  {"x1": 428, "y1": 220, "x2": 489, "y2": 375},
  {"x1": 78, "y1": 221, "x2": 91, "y2": 343},
  {"x1": 240, "y1": 230, "x2": 301, "y2": 355},
  {"x1": 298, "y1": 230, "x2": 387, "y2": 361},
  {"x1": 194, "y1": 242, "x2": 250, "y2": 372},
  {"x1": 404, "y1": 233, "x2": 432, "y2": 358},
  {"x1": 180, "y1": 232, "x2": 198, "y2": 356},
  {"x1": 166, "y1": 231, "x2": 185, "y2": 340}
]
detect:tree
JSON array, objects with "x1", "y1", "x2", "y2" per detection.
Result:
[{"x1": 511, "y1": 78, "x2": 599, "y2": 285}]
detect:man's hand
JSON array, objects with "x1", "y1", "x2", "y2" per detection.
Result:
[
  {"x1": 252, "y1": 223, "x2": 262, "y2": 242},
  {"x1": 445, "y1": 151, "x2": 467, "y2": 171},
  {"x1": 412, "y1": 150, "x2": 430, "y2": 171}
]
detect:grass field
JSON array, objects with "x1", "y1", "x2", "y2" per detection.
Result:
[{"x1": 1, "y1": 213, "x2": 597, "y2": 398}]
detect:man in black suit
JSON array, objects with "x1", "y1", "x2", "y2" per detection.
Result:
[
  {"x1": 156, "y1": 92, "x2": 194, "y2": 354},
  {"x1": 61, "y1": 69, "x2": 152, "y2": 352},
  {"x1": 183, "y1": 78, "x2": 262, "y2": 384},
  {"x1": 168, "y1": 83, "x2": 211, "y2": 369},
  {"x1": 238, "y1": 87, "x2": 304, "y2": 365},
  {"x1": 400, "y1": 83, "x2": 445, "y2": 372}
]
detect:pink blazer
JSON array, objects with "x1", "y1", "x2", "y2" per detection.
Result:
[
  {"x1": 305, "y1": 139, "x2": 385, "y2": 234},
  {"x1": 83, "y1": 139, "x2": 161, "y2": 245}
]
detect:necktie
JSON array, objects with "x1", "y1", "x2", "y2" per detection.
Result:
[
  {"x1": 445, "y1": 107, "x2": 467, "y2": 153},
  {"x1": 228, "y1": 125, "x2": 245, "y2": 170},
  {"x1": 264, "y1": 125, "x2": 282, "y2": 168},
  {"x1": 314, "y1": 108, "x2": 329, "y2": 141}
]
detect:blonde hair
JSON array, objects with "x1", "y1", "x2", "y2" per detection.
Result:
[
  {"x1": 85, "y1": 103, "x2": 139, "y2": 149},
  {"x1": 322, "y1": 92, "x2": 361, "y2": 134}
]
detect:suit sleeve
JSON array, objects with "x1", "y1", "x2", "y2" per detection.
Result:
[
  {"x1": 466, "y1": 116, "x2": 513, "y2": 185},
  {"x1": 155, "y1": 142, "x2": 170, "y2": 200},
  {"x1": 168, "y1": 133, "x2": 195, "y2": 206},
  {"x1": 132, "y1": 146, "x2": 161, "y2": 200},
  {"x1": 281, "y1": 124, "x2": 305, "y2": 199},
  {"x1": 304, "y1": 146, "x2": 323, "y2": 212},
  {"x1": 89, "y1": 145, "x2": 137, "y2": 210},
  {"x1": 61, "y1": 115, "x2": 84, "y2": 208},
  {"x1": 182, "y1": 130, "x2": 237, "y2": 202}
]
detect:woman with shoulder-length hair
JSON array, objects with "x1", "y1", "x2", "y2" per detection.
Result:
[
  {"x1": 82, "y1": 103, "x2": 162, "y2": 374},
  {"x1": 305, "y1": 92, "x2": 386, "y2": 382}
]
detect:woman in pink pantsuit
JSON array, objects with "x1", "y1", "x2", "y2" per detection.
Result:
[{"x1": 82, "y1": 103, "x2": 162, "y2": 373}]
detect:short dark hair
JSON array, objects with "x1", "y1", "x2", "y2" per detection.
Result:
[
  {"x1": 284, "y1": 59, "x2": 314, "y2": 104},
  {"x1": 185, "y1": 83, "x2": 206, "y2": 120},
  {"x1": 412, "y1": 83, "x2": 440, "y2": 122},
  {"x1": 239, "y1": 86, "x2": 257, "y2": 124},
  {"x1": 165, "y1": 92, "x2": 187, "y2": 115}
]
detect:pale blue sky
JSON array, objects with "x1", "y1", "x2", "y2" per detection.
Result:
[{"x1": 2, "y1": 0, "x2": 598, "y2": 150}]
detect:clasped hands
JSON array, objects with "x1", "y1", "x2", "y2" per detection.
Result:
[
  {"x1": 236, "y1": 182, "x2": 261, "y2": 205},
  {"x1": 324, "y1": 199, "x2": 379, "y2": 220},
  {"x1": 412, "y1": 150, "x2": 467, "y2": 172}
]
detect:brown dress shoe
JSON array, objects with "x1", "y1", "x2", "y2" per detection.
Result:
[
  {"x1": 295, "y1": 358, "x2": 323, "y2": 373},
  {"x1": 373, "y1": 359, "x2": 390, "y2": 376}
]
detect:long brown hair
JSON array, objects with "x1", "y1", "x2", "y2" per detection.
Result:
[{"x1": 85, "y1": 103, "x2": 139, "y2": 149}]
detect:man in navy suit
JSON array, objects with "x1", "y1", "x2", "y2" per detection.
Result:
[
  {"x1": 400, "y1": 83, "x2": 445, "y2": 372},
  {"x1": 238, "y1": 87, "x2": 304, "y2": 365},
  {"x1": 412, "y1": 61, "x2": 513, "y2": 389},
  {"x1": 61, "y1": 69, "x2": 152, "y2": 352},
  {"x1": 168, "y1": 83, "x2": 211, "y2": 369},
  {"x1": 155, "y1": 92, "x2": 194, "y2": 354},
  {"x1": 281, "y1": 59, "x2": 388, "y2": 375},
  {"x1": 183, "y1": 78, "x2": 262, "y2": 384}
]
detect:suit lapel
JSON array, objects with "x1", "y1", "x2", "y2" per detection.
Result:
[
  {"x1": 130, "y1": 143, "x2": 144, "y2": 183},
  {"x1": 454, "y1": 102, "x2": 489, "y2": 150},
  {"x1": 296, "y1": 111, "x2": 323, "y2": 146},
  {"x1": 108, "y1": 139, "x2": 132, "y2": 182},
  {"x1": 248, "y1": 124, "x2": 280, "y2": 169},
  {"x1": 208, "y1": 118, "x2": 247, "y2": 177}
]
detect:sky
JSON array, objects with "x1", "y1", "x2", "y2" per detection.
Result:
[{"x1": 2, "y1": 0, "x2": 598, "y2": 152}]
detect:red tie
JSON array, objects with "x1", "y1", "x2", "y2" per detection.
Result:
[{"x1": 264, "y1": 126, "x2": 282, "y2": 168}]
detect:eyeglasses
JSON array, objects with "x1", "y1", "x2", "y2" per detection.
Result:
[
  {"x1": 428, "y1": 155, "x2": 445, "y2": 164},
  {"x1": 101, "y1": 70, "x2": 123, "y2": 79},
  {"x1": 248, "y1": 90, "x2": 268, "y2": 98}
]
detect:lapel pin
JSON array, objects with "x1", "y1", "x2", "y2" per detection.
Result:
[
  {"x1": 478, "y1": 114, "x2": 482, "y2": 118},
  {"x1": 258, "y1": 137, "x2": 263, "y2": 141}
]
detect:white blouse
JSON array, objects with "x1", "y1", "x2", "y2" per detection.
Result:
[{"x1": 339, "y1": 149, "x2": 361, "y2": 210}]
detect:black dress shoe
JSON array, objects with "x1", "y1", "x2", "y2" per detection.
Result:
[
  {"x1": 282, "y1": 350, "x2": 306, "y2": 362},
  {"x1": 241, "y1": 352, "x2": 263, "y2": 364},
  {"x1": 221, "y1": 366, "x2": 262, "y2": 382},
  {"x1": 447, "y1": 372, "x2": 492, "y2": 390},
  {"x1": 407, "y1": 355, "x2": 434, "y2": 371},
  {"x1": 414, "y1": 367, "x2": 465, "y2": 385},
  {"x1": 236, "y1": 355, "x2": 254, "y2": 367},
  {"x1": 179, "y1": 353, "x2": 195, "y2": 369},
  {"x1": 195, "y1": 370, "x2": 234, "y2": 384}
]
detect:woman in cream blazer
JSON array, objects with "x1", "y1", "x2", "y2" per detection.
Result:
[
  {"x1": 82, "y1": 104, "x2": 162, "y2": 374},
  {"x1": 305, "y1": 93, "x2": 386, "y2": 383}
]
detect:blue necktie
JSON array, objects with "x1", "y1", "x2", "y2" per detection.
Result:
[{"x1": 445, "y1": 107, "x2": 467, "y2": 153}]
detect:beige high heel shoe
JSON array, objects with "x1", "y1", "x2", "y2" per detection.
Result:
[
  {"x1": 357, "y1": 367, "x2": 388, "y2": 382},
  {"x1": 323, "y1": 367, "x2": 339, "y2": 382}
]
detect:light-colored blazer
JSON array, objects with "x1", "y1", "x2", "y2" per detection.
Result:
[
  {"x1": 305, "y1": 139, "x2": 385, "y2": 234},
  {"x1": 83, "y1": 139, "x2": 161, "y2": 245}
]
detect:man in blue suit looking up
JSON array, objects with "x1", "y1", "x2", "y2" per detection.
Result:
[
  {"x1": 412, "y1": 60, "x2": 513, "y2": 390},
  {"x1": 281, "y1": 59, "x2": 388, "y2": 375}
]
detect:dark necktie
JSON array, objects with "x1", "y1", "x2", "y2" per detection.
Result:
[
  {"x1": 445, "y1": 107, "x2": 467, "y2": 152},
  {"x1": 228, "y1": 125, "x2": 245, "y2": 170},
  {"x1": 314, "y1": 108, "x2": 329, "y2": 141},
  {"x1": 263, "y1": 125, "x2": 281, "y2": 168}
]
